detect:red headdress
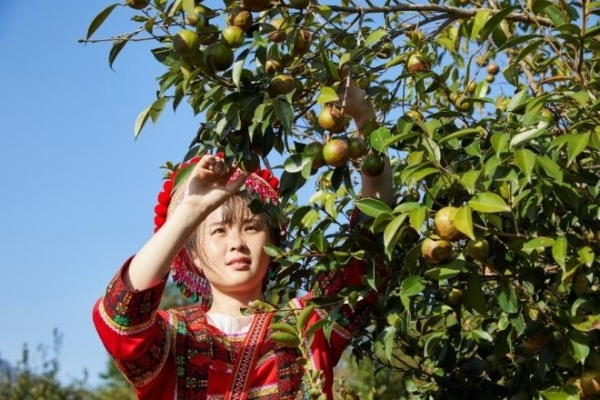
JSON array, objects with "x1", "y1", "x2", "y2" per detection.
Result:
[{"x1": 153, "y1": 154, "x2": 280, "y2": 304}]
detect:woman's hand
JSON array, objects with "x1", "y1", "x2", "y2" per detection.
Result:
[
  {"x1": 337, "y1": 80, "x2": 376, "y2": 131},
  {"x1": 178, "y1": 154, "x2": 248, "y2": 218}
]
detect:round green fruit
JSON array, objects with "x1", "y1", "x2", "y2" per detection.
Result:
[
  {"x1": 361, "y1": 153, "x2": 385, "y2": 177},
  {"x1": 268, "y1": 74, "x2": 299, "y2": 98},
  {"x1": 322, "y1": 138, "x2": 350, "y2": 168},
  {"x1": 186, "y1": 5, "x2": 206, "y2": 26},
  {"x1": 205, "y1": 43, "x2": 234, "y2": 71},
  {"x1": 421, "y1": 237, "x2": 453, "y2": 264},
  {"x1": 465, "y1": 238, "x2": 489, "y2": 262},
  {"x1": 304, "y1": 142, "x2": 325, "y2": 170},
  {"x1": 454, "y1": 95, "x2": 473, "y2": 112},
  {"x1": 447, "y1": 288, "x2": 463, "y2": 306},
  {"x1": 485, "y1": 74, "x2": 496, "y2": 83},
  {"x1": 126, "y1": 0, "x2": 150, "y2": 10},
  {"x1": 434, "y1": 206, "x2": 463, "y2": 241},
  {"x1": 239, "y1": 153, "x2": 260, "y2": 173},
  {"x1": 348, "y1": 137, "x2": 367, "y2": 159},
  {"x1": 222, "y1": 25, "x2": 245, "y2": 48},
  {"x1": 173, "y1": 29, "x2": 200, "y2": 56}
]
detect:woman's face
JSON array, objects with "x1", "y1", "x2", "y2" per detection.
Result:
[{"x1": 194, "y1": 196, "x2": 272, "y2": 298}]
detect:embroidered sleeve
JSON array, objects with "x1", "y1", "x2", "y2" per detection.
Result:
[{"x1": 92, "y1": 257, "x2": 172, "y2": 388}]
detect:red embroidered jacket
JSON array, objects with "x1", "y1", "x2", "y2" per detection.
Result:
[{"x1": 92, "y1": 258, "x2": 372, "y2": 399}]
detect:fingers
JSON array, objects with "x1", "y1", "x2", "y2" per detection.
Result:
[{"x1": 196, "y1": 154, "x2": 230, "y2": 182}]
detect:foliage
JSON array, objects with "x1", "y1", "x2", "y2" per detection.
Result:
[{"x1": 84, "y1": 0, "x2": 600, "y2": 398}]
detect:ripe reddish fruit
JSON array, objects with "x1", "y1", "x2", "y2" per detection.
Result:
[
  {"x1": 205, "y1": 43, "x2": 234, "y2": 71},
  {"x1": 293, "y1": 29, "x2": 312, "y2": 56},
  {"x1": 173, "y1": 29, "x2": 200, "y2": 56},
  {"x1": 318, "y1": 107, "x2": 346, "y2": 133},
  {"x1": 421, "y1": 238, "x2": 453, "y2": 264},
  {"x1": 581, "y1": 370, "x2": 600, "y2": 397},
  {"x1": 242, "y1": 0, "x2": 272, "y2": 12},
  {"x1": 222, "y1": 25, "x2": 245, "y2": 48},
  {"x1": 465, "y1": 238, "x2": 489, "y2": 262},
  {"x1": 239, "y1": 153, "x2": 260, "y2": 172},
  {"x1": 304, "y1": 142, "x2": 325, "y2": 170},
  {"x1": 348, "y1": 137, "x2": 367, "y2": 159},
  {"x1": 434, "y1": 206, "x2": 463, "y2": 241},
  {"x1": 290, "y1": 0, "x2": 310, "y2": 9},
  {"x1": 487, "y1": 62, "x2": 500, "y2": 75},
  {"x1": 322, "y1": 138, "x2": 350, "y2": 168},
  {"x1": 361, "y1": 153, "x2": 385, "y2": 177},
  {"x1": 407, "y1": 53, "x2": 430, "y2": 73},
  {"x1": 268, "y1": 19, "x2": 287, "y2": 43},
  {"x1": 126, "y1": 0, "x2": 150, "y2": 9},
  {"x1": 268, "y1": 74, "x2": 299, "y2": 98},
  {"x1": 227, "y1": 7, "x2": 253, "y2": 32},
  {"x1": 265, "y1": 59, "x2": 282, "y2": 74}
]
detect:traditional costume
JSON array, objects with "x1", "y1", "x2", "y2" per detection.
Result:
[{"x1": 93, "y1": 155, "x2": 373, "y2": 399}]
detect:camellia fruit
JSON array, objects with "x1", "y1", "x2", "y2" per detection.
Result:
[
  {"x1": 348, "y1": 137, "x2": 367, "y2": 159},
  {"x1": 267, "y1": 19, "x2": 287, "y2": 43},
  {"x1": 581, "y1": 370, "x2": 600, "y2": 397},
  {"x1": 242, "y1": 0, "x2": 272, "y2": 12},
  {"x1": 265, "y1": 59, "x2": 281, "y2": 74},
  {"x1": 318, "y1": 107, "x2": 346, "y2": 133},
  {"x1": 454, "y1": 94, "x2": 473, "y2": 112},
  {"x1": 421, "y1": 237, "x2": 453, "y2": 264},
  {"x1": 487, "y1": 62, "x2": 500, "y2": 75},
  {"x1": 227, "y1": 7, "x2": 253, "y2": 32},
  {"x1": 407, "y1": 52, "x2": 430, "y2": 73},
  {"x1": 126, "y1": 0, "x2": 150, "y2": 10},
  {"x1": 268, "y1": 74, "x2": 299, "y2": 98},
  {"x1": 205, "y1": 42, "x2": 234, "y2": 71},
  {"x1": 322, "y1": 138, "x2": 350, "y2": 168},
  {"x1": 465, "y1": 238, "x2": 489, "y2": 262},
  {"x1": 293, "y1": 29, "x2": 312, "y2": 56},
  {"x1": 239, "y1": 153, "x2": 260, "y2": 173},
  {"x1": 173, "y1": 29, "x2": 200, "y2": 56},
  {"x1": 222, "y1": 25, "x2": 245, "y2": 48},
  {"x1": 433, "y1": 206, "x2": 463, "y2": 241},
  {"x1": 361, "y1": 153, "x2": 385, "y2": 177},
  {"x1": 304, "y1": 142, "x2": 325, "y2": 170},
  {"x1": 447, "y1": 288, "x2": 463, "y2": 306}
]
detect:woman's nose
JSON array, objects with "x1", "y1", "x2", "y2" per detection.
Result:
[{"x1": 228, "y1": 229, "x2": 247, "y2": 250}]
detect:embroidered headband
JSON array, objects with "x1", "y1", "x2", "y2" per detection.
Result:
[{"x1": 153, "y1": 154, "x2": 280, "y2": 303}]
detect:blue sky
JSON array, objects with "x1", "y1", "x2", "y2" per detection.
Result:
[{"x1": 0, "y1": 0, "x2": 197, "y2": 387}]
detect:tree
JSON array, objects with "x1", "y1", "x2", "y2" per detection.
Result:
[{"x1": 84, "y1": 0, "x2": 600, "y2": 398}]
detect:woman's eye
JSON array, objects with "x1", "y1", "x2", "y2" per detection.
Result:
[
  {"x1": 211, "y1": 228, "x2": 225, "y2": 234},
  {"x1": 245, "y1": 225, "x2": 258, "y2": 232}
]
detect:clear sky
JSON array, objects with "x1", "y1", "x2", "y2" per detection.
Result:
[{"x1": 0, "y1": 0, "x2": 198, "y2": 387}]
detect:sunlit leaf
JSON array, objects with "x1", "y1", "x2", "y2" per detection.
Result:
[
  {"x1": 468, "y1": 192, "x2": 511, "y2": 213},
  {"x1": 86, "y1": 3, "x2": 118, "y2": 39}
]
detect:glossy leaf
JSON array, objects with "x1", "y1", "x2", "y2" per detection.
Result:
[{"x1": 468, "y1": 192, "x2": 511, "y2": 213}]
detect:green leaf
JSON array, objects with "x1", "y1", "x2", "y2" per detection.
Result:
[
  {"x1": 460, "y1": 170, "x2": 480, "y2": 195},
  {"x1": 498, "y1": 282, "x2": 518, "y2": 313},
  {"x1": 471, "y1": 10, "x2": 491, "y2": 40},
  {"x1": 545, "y1": 5, "x2": 567, "y2": 26},
  {"x1": 466, "y1": 273, "x2": 487, "y2": 315},
  {"x1": 505, "y1": 88, "x2": 530, "y2": 113},
  {"x1": 481, "y1": 7, "x2": 516, "y2": 39},
  {"x1": 365, "y1": 28, "x2": 388, "y2": 46},
  {"x1": 539, "y1": 386, "x2": 580, "y2": 400},
  {"x1": 490, "y1": 132, "x2": 510, "y2": 156},
  {"x1": 273, "y1": 97, "x2": 294, "y2": 134},
  {"x1": 264, "y1": 244, "x2": 285, "y2": 257},
  {"x1": 578, "y1": 246, "x2": 594, "y2": 267},
  {"x1": 284, "y1": 154, "x2": 311, "y2": 173},
  {"x1": 317, "y1": 86, "x2": 339, "y2": 104},
  {"x1": 568, "y1": 329, "x2": 590, "y2": 364},
  {"x1": 149, "y1": 97, "x2": 169, "y2": 123},
  {"x1": 552, "y1": 236, "x2": 568, "y2": 269},
  {"x1": 401, "y1": 276, "x2": 426, "y2": 297},
  {"x1": 109, "y1": 33, "x2": 134, "y2": 70},
  {"x1": 438, "y1": 128, "x2": 480, "y2": 144},
  {"x1": 134, "y1": 105, "x2": 151, "y2": 138},
  {"x1": 86, "y1": 3, "x2": 118, "y2": 39},
  {"x1": 536, "y1": 155, "x2": 564, "y2": 183},
  {"x1": 355, "y1": 198, "x2": 393, "y2": 218},
  {"x1": 425, "y1": 259, "x2": 465, "y2": 280},
  {"x1": 454, "y1": 206, "x2": 475, "y2": 240},
  {"x1": 369, "y1": 127, "x2": 391, "y2": 152},
  {"x1": 468, "y1": 192, "x2": 511, "y2": 213},
  {"x1": 514, "y1": 148, "x2": 536, "y2": 183},
  {"x1": 566, "y1": 132, "x2": 590, "y2": 166},
  {"x1": 409, "y1": 205, "x2": 427, "y2": 232},
  {"x1": 523, "y1": 236, "x2": 555, "y2": 250},
  {"x1": 384, "y1": 213, "x2": 409, "y2": 256}
]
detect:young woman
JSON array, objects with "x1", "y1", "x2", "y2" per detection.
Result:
[{"x1": 92, "y1": 82, "x2": 393, "y2": 399}]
